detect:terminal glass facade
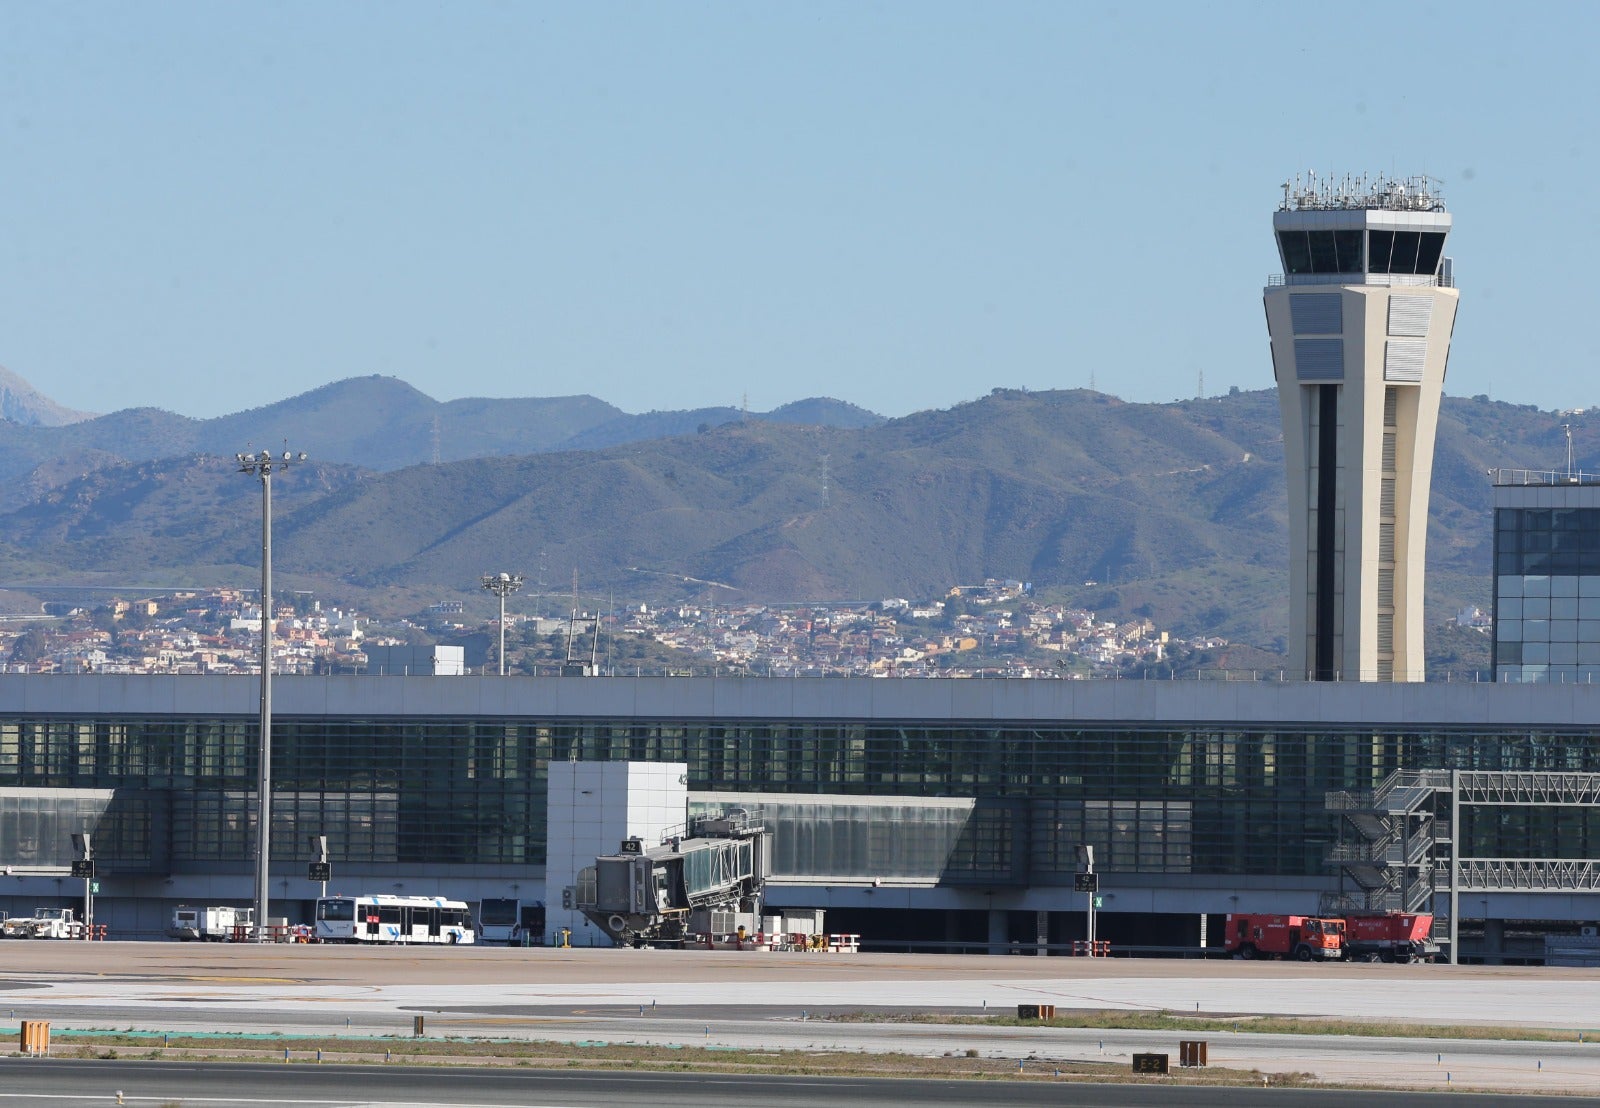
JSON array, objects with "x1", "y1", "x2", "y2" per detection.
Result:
[
  {"x1": 4, "y1": 712, "x2": 1600, "y2": 881},
  {"x1": 1494, "y1": 499, "x2": 1600, "y2": 683}
]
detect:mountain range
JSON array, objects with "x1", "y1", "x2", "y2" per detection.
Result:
[{"x1": 0, "y1": 367, "x2": 1587, "y2": 650}]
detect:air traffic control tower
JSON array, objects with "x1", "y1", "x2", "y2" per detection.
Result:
[{"x1": 1264, "y1": 174, "x2": 1458, "y2": 682}]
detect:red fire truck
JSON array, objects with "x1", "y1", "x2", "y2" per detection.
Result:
[{"x1": 1225, "y1": 913, "x2": 1345, "y2": 961}]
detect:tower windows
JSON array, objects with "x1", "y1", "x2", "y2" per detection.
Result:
[
  {"x1": 1279, "y1": 230, "x2": 1364, "y2": 275},
  {"x1": 1279, "y1": 229, "x2": 1447, "y2": 277}
]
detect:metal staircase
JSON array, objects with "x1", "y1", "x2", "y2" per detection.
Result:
[{"x1": 1322, "y1": 770, "x2": 1450, "y2": 915}]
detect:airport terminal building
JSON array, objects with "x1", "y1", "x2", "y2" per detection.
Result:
[{"x1": 2, "y1": 673, "x2": 1598, "y2": 955}]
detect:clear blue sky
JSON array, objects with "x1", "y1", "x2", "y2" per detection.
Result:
[{"x1": 2, "y1": 3, "x2": 1594, "y2": 421}]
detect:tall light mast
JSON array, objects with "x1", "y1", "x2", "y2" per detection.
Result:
[
  {"x1": 480, "y1": 572, "x2": 524, "y2": 676},
  {"x1": 236, "y1": 447, "x2": 305, "y2": 938}
]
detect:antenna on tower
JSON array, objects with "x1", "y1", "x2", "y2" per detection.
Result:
[
  {"x1": 1566, "y1": 423, "x2": 1576, "y2": 481},
  {"x1": 1198, "y1": 369, "x2": 1205, "y2": 399}
]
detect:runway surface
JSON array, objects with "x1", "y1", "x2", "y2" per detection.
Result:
[{"x1": 3, "y1": 943, "x2": 1600, "y2": 1095}]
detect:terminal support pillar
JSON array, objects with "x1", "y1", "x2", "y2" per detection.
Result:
[
  {"x1": 987, "y1": 909, "x2": 1008, "y2": 956},
  {"x1": 1483, "y1": 918, "x2": 1505, "y2": 965}
]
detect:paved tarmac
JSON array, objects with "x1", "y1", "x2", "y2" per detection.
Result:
[{"x1": 4, "y1": 943, "x2": 1600, "y2": 1094}]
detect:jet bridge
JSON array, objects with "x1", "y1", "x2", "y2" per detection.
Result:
[{"x1": 577, "y1": 809, "x2": 766, "y2": 946}]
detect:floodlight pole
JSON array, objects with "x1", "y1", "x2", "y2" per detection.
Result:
[
  {"x1": 480, "y1": 572, "x2": 524, "y2": 676},
  {"x1": 237, "y1": 448, "x2": 305, "y2": 940}
]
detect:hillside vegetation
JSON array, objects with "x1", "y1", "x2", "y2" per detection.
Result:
[{"x1": 0, "y1": 379, "x2": 1587, "y2": 652}]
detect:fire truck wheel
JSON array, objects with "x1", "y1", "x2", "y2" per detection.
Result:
[
  {"x1": 1294, "y1": 945, "x2": 1313, "y2": 962},
  {"x1": 1366, "y1": 953, "x2": 1382, "y2": 963},
  {"x1": 1238, "y1": 944, "x2": 1257, "y2": 960}
]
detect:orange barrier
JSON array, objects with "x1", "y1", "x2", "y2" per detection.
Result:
[{"x1": 20, "y1": 1020, "x2": 49, "y2": 1056}]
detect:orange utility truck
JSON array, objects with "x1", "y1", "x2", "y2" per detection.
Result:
[
  {"x1": 1225, "y1": 913, "x2": 1345, "y2": 961},
  {"x1": 1340, "y1": 913, "x2": 1436, "y2": 963}
]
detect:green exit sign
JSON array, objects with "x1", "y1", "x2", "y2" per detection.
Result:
[{"x1": 90, "y1": 881, "x2": 100, "y2": 894}]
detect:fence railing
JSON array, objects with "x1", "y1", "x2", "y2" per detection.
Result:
[
  {"x1": 1267, "y1": 271, "x2": 1453, "y2": 288},
  {"x1": 1491, "y1": 467, "x2": 1600, "y2": 487}
]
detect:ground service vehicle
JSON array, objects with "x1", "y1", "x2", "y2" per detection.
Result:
[
  {"x1": 477, "y1": 897, "x2": 544, "y2": 945},
  {"x1": 1226, "y1": 913, "x2": 1345, "y2": 961},
  {"x1": 1341, "y1": 913, "x2": 1436, "y2": 962},
  {"x1": 2, "y1": 907, "x2": 83, "y2": 939},
  {"x1": 169, "y1": 905, "x2": 254, "y2": 941},
  {"x1": 314, "y1": 894, "x2": 474, "y2": 945}
]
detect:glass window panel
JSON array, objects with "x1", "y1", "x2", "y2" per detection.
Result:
[
  {"x1": 1553, "y1": 576, "x2": 1580, "y2": 597},
  {"x1": 1307, "y1": 231, "x2": 1338, "y2": 273},
  {"x1": 1279, "y1": 231, "x2": 1312, "y2": 274},
  {"x1": 1552, "y1": 642, "x2": 1579, "y2": 664},
  {"x1": 1524, "y1": 575, "x2": 1551, "y2": 595},
  {"x1": 1524, "y1": 641, "x2": 1551, "y2": 663},
  {"x1": 1524, "y1": 596, "x2": 1550, "y2": 619},
  {"x1": 1498, "y1": 598, "x2": 1523, "y2": 620},
  {"x1": 1389, "y1": 231, "x2": 1421, "y2": 273},
  {"x1": 1333, "y1": 230, "x2": 1363, "y2": 272},
  {"x1": 1368, "y1": 230, "x2": 1394, "y2": 273},
  {"x1": 1496, "y1": 619, "x2": 1522, "y2": 643},
  {"x1": 1415, "y1": 232, "x2": 1446, "y2": 274},
  {"x1": 1524, "y1": 620, "x2": 1550, "y2": 643},
  {"x1": 1554, "y1": 620, "x2": 1580, "y2": 642},
  {"x1": 1552, "y1": 596, "x2": 1580, "y2": 619}
]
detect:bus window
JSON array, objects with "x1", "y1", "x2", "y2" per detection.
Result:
[{"x1": 318, "y1": 899, "x2": 355, "y2": 922}]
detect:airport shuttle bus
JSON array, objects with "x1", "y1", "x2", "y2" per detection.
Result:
[{"x1": 314, "y1": 894, "x2": 475, "y2": 945}]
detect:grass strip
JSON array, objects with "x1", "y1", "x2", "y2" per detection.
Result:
[
  {"x1": 825, "y1": 1009, "x2": 1600, "y2": 1042},
  {"x1": 10, "y1": 1030, "x2": 1322, "y2": 1088}
]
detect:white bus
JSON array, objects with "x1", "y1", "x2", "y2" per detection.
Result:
[
  {"x1": 314, "y1": 894, "x2": 475, "y2": 945},
  {"x1": 476, "y1": 897, "x2": 544, "y2": 945}
]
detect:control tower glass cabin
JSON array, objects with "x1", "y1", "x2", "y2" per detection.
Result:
[{"x1": 1263, "y1": 175, "x2": 1458, "y2": 682}]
